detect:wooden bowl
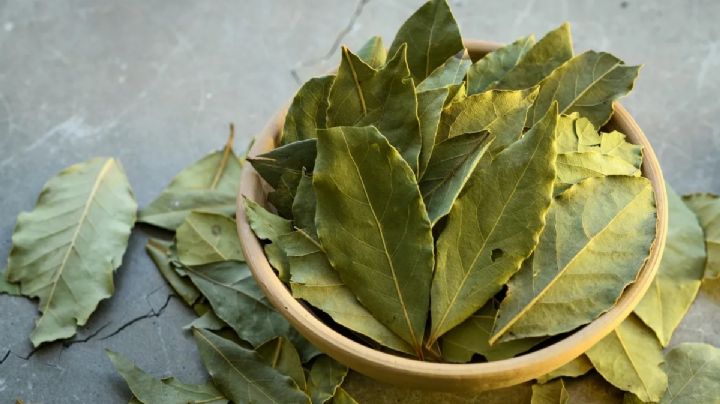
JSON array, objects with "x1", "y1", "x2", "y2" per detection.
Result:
[{"x1": 236, "y1": 40, "x2": 668, "y2": 392}]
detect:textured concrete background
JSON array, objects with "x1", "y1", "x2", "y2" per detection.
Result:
[{"x1": 0, "y1": 1, "x2": 718, "y2": 402}]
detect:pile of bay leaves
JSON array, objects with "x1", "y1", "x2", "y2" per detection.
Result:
[{"x1": 1, "y1": 0, "x2": 720, "y2": 403}]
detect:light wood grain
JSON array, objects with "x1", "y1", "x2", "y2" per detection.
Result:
[{"x1": 236, "y1": 40, "x2": 668, "y2": 392}]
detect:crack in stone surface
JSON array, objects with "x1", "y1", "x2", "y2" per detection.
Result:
[
  {"x1": 99, "y1": 294, "x2": 175, "y2": 341},
  {"x1": 61, "y1": 322, "x2": 111, "y2": 348},
  {"x1": 290, "y1": 0, "x2": 370, "y2": 84}
]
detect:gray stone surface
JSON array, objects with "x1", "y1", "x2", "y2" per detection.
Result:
[{"x1": 0, "y1": 0, "x2": 718, "y2": 402}]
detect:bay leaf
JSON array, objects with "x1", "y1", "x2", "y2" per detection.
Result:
[
  {"x1": 531, "y1": 379, "x2": 569, "y2": 404},
  {"x1": 244, "y1": 197, "x2": 294, "y2": 240},
  {"x1": 266, "y1": 242, "x2": 291, "y2": 283},
  {"x1": 419, "y1": 131, "x2": 494, "y2": 224},
  {"x1": 417, "y1": 87, "x2": 450, "y2": 176},
  {"x1": 248, "y1": 138, "x2": 317, "y2": 189},
  {"x1": 634, "y1": 186, "x2": 705, "y2": 346},
  {"x1": 193, "y1": 329, "x2": 311, "y2": 404},
  {"x1": 332, "y1": 387, "x2": 359, "y2": 404},
  {"x1": 314, "y1": 126, "x2": 434, "y2": 354},
  {"x1": 661, "y1": 342, "x2": 720, "y2": 403},
  {"x1": 268, "y1": 169, "x2": 302, "y2": 218},
  {"x1": 416, "y1": 50, "x2": 471, "y2": 92},
  {"x1": 492, "y1": 176, "x2": 656, "y2": 343},
  {"x1": 139, "y1": 129, "x2": 242, "y2": 230},
  {"x1": 6, "y1": 157, "x2": 136, "y2": 346},
  {"x1": 586, "y1": 314, "x2": 667, "y2": 403},
  {"x1": 467, "y1": 35, "x2": 535, "y2": 95},
  {"x1": 555, "y1": 151, "x2": 640, "y2": 188},
  {"x1": 282, "y1": 76, "x2": 333, "y2": 145},
  {"x1": 257, "y1": 336, "x2": 307, "y2": 391},
  {"x1": 537, "y1": 355, "x2": 594, "y2": 384},
  {"x1": 494, "y1": 23, "x2": 573, "y2": 90},
  {"x1": 596, "y1": 131, "x2": 643, "y2": 168},
  {"x1": 326, "y1": 45, "x2": 422, "y2": 172},
  {"x1": 176, "y1": 211, "x2": 244, "y2": 266},
  {"x1": 146, "y1": 238, "x2": 201, "y2": 307},
  {"x1": 282, "y1": 230, "x2": 413, "y2": 354},
  {"x1": 0, "y1": 271, "x2": 20, "y2": 296},
  {"x1": 556, "y1": 113, "x2": 599, "y2": 154},
  {"x1": 527, "y1": 51, "x2": 641, "y2": 128},
  {"x1": 107, "y1": 350, "x2": 228, "y2": 404},
  {"x1": 429, "y1": 103, "x2": 558, "y2": 344},
  {"x1": 292, "y1": 173, "x2": 317, "y2": 238},
  {"x1": 357, "y1": 36, "x2": 386, "y2": 69},
  {"x1": 308, "y1": 355, "x2": 349, "y2": 404},
  {"x1": 388, "y1": 0, "x2": 463, "y2": 83},
  {"x1": 682, "y1": 193, "x2": 720, "y2": 279},
  {"x1": 185, "y1": 310, "x2": 227, "y2": 331},
  {"x1": 440, "y1": 302, "x2": 544, "y2": 363}
]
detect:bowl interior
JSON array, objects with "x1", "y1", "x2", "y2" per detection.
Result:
[{"x1": 236, "y1": 40, "x2": 668, "y2": 392}]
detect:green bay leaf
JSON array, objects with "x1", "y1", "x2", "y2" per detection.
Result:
[
  {"x1": 416, "y1": 50, "x2": 471, "y2": 92},
  {"x1": 467, "y1": 35, "x2": 535, "y2": 95},
  {"x1": 176, "y1": 211, "x2": 244, "y2": 266},
  {"x1": 537, "y1": 355, "x2": 594, "y2": 384},
  {"x1": 388, "y1": 0, "x2": 463, "y2": 83},
  {"x1": 282, "y1": 76, "x2": 333, "y2": 145},
  {"x1": 682, "y1": 193, "x2": 720, "y2": 279},
  {"x1": 308, "y1": 355, "x2": 349, "y2": 404},
  {"x1": 244, "y1": 197, "x2": 294, "y2": 240},
  {"x1": 492, "y1": 176, "x2": 656, "y2": 343},
  {"x1": 417, "y1": 87, "x2": 450, "y2": 176},
  {"x1": 429, "y1": 103, "x2": 558, "y2": 344},
  {"x1": 146, "y1": 238, "x2": 201, "y2": 308},
  {"x1": 248, "y1": 138, "x2": 317, "y2": 189},
  {"x1": 332, "y1": 387, "x2": 359, "y2": 404},
  {"x1": 107, "y1": 350, "x2": 228, "y2": 404},
  {"x1": 555, "y1": 151, "x2": 640, "y2": 189},
  {"x1": 0, "y1": 271, "x2": 20, "y2": 296},
  {"x1": 356, "y1": 36, "x2": 386, "y2": 69},
  {"x1": 257, "y1": 336, "x2": 307, "y2": 391},
  {"x1": 292, "y1": 173, "x2": 317, "y2": 238},
  {"x1": 531, "y1": 379, "x2": 569, "y2": 404},
  {"x1": 634, "y1": 186, "x2": 705, "y2": 346},
  {"x1": 314, "y1": 126, "x2": 434, "y2": 354},
  {"x1": 661, "y1": 343, "x2": 720, "y2": 403},
  {"x1": 193, "y1": 329, "x2": 311, "y2": 404},
  {"x1": 586, "y1": 314, "x2": 667, "y2": 403},
  {"x1": 6, "y1": 157, "x2": 137, "y2": 347}
]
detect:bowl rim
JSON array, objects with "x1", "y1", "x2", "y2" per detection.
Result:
[{"x1": 236, "y1": 39, "x2": 668, "y2": 392}]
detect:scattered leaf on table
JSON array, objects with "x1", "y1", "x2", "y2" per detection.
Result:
[
  {"x1": 107, "y1": 350, "x2": 228, "y2": 404},
  {"x1": 531, "y1": 379, "x2": 569, "y2": 404},
  {"x1": 416, "y1": 50, "x2": 471, "y2": 92},
  {"x1": 314, "y1": 126, "x2": 434, "y2": 354},
  {"x1": 417, "y1": 87, "x2": 450, "y2": 176},
  {"x1": 0, "y1": 272, "x2": 20, "y2": 296},
  {"x1": 388, "y1": 0, "x2": 463, "y2": 83},
  {"x1": 527, "y1": 51, "x2": 641, "y2": 128},
  {"x1": 586, "y1": 314, "x2": 667, "y2": 403},
  {"x1": 326, "y1": 45, "x2": 421, "y2": 171},
  {"x1": 282, "y1": 76, "x2": 333, "y2": 145},
  {"x1": 661, "y1": 343, "x2": 720, "y2": 403},
  {"x1": 6, "y1": 157, "x2": 136, "y2": 347},
  {"x1": 175, "y1": 211, "x2": 244, "y2": 266},
  {"x1": 193, "y1": 329, "x2": 311, "y2": 404},
  {"x1": 248, "y1": 138, "x2": 317, "y2": 189},
  {"x1": 308, "y1": 355, "x2": 349, "y2": 404},
  {"x1": 146, "y1": 238, "x2": 201, "y2": 307},
  {"x1": 492, "y1": 176, "x2": 656, "y2": 343},
  {"x1": 683, "y1": 193, "x2": 720, "y2": 279},
  {"x1": 429, "y1": 103, "x2": 558, "y2": 344},
  {"x1": 494, "y1": 23, "x2": 573, "y2": 90},
  {"x1": 292, "y1": 174, "x2": 317, "y2": 238},
  {"x1": 139, "y1": 129, "x2": 242, "y2": 230},
  {"x1": 356, "y1": 36, "x2": 386, "y2": 69},
  {"x1": 257, "y1": 336, "x2": 307, "y2": 391},
  {"x1": 537, "y1": 355, "x2": 594, "y2": 384},
  {"x1": 634, "y1": 186, "x2": 705, "y2": 346},
  {"x1": 440, "y1": 302, "x2": 544, "y2": 363},
  {"x1": 419, "y1": 131, "x2": 493, "y2": 224},
  {"x1": 282, "y1": 230, "x2": 413, "y2": 354},
  {"x1": 467, "y1": 35, "x2": 535, "y2": 95}
]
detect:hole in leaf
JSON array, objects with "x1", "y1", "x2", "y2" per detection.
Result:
[{"x1": 491, "y1": 248, "x2": 504, "y2": 262}]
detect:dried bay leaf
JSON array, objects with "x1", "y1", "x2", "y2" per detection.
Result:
[
  {"x1": 555, "y1": 151, "x2": 640, "y2": 189},
  {"x1": 244, "y1": 197, "x2": 294, "y2": 240},
  {"x1": 257, "y1": 336, "x2": 307, "y2": 391},
  {"x1": 683, "y1": 193, "x2": 720, "y2": 279},
  {"x1": 537, "y1": 355, "x2": 594, "y2": 384},
  {"x1": 417, "y1": 87, "x2": 450, "y2": 176},
  {"x1": 416, "y1": 50, "x2": 471, "y2": 92},
  {"x1": 356, "y1": 36, "x2": 386, "y2": 69},
  {"x1": 586, "y1": 315, "x2": 667, "y2": 403},
  {"x1": 531, "y1": 379, "x2": 569, "y2": 404},
  {"x1": 556, "y1": 113, "x2": 599, "y2": 154},
  {"x1": 0, "y1": 271, "x2": 20, "y2": 296},
  {"x1": 467, "y1": 35, "x2": 535, "y2": 95},
  {"x1": 527, "y1": 51, "x2": 641, "y2": 128},
  {"x1": 282, "y1": 76, "x2": 333, "y2": 145},
  {"x1": 107, "y1": 350, "x2": 228, "y2": 404},
  {"x1": 332, "y1": 387, "x2": 359, "y2": 404},
  {"x1": 429, "y1": 104, "x2": 558, "y2": 344},
  {"x1": 661, "y1": 343, "x2": 720, "y2": 403},
  {"x1": 419, "y1": 131, "x2": 493, "y2": 224},
  {"x1": 492, "y1": 176, "x2": 656, "y2": 343},
  {"x1": 634, "y1": 186, "x2": 705, "y2": 346},
  {"x1": 281, "y1": 230, "x2": 413, "y2": 354},
  {"x1": 388, "y1": 0, "x2": 463, "y2": 83},
  {"x1": 308, "y1": 355, "x2": 349, "y2": 404},
  {"x1": 494, "y1": 23, "x2": 573, "y2": 90},
  {"x1": 176, "y1": 211, "x2": 244, "y2": 266},
  {"x1": 326, "y1": 46, "x2": 421, "y2": 172},
  {"x1": 248, "y1": 138, "x2": 317, "y2": 190},
  {"x1": 596, "y1": 131, "x2": 643, "y2": 168},
  {"x1": 314, "y1": 126, "x2": 434, "y2": 354},
  {"x1": 292, "y1": 174, "x2": 317, "y2": 238},
  {"x1": 193, "y1": 329, "x2": 311, "y2": 404},
  {"x1": 185, "y1": 310, "x2": 227, "y2": 331},
  {"x1": 146, "y1": 238, "x2": 201, "y2": 307},
  {"x1": 139, "y1": 130, "x2": 242, "y2": 230},
  {"x1": 6, "y1": 157, "x2": 136, "y2": 346}
]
